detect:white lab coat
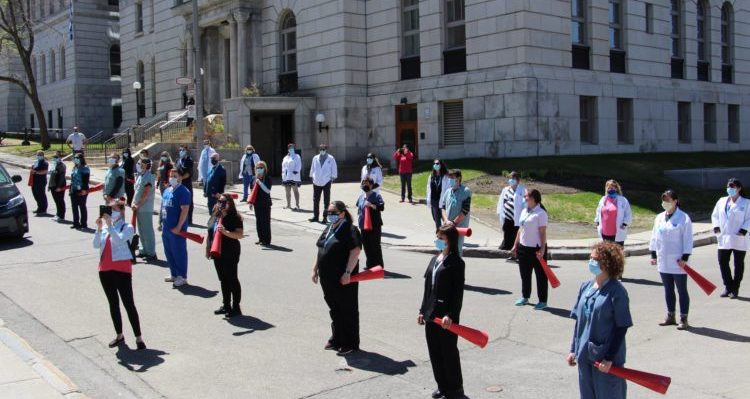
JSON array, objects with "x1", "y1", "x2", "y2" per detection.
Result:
[
  {"x1": 496, "y1": 184, "x2": 526, "y2": 226},
  {"x1": 309, "y1": 154, "x2": 338, "y2": 186},
  {"x1": 425, "y1": 174, "x2": 451, "y2": 208},
  {"x1": 281, "y1": 153, "x2": 302, "y2": 182},
  {"x1": 197, "y1": 146, "x2": 217, "y2": 181},
  {"x1": 594, "y1": 195, "x2": 633, "y2": 242},
  {"x1": 360, "y1": 165, "x2": 383, "y2": 192},
  {"x1": 711, "y1": 196, "x2": 750, "y2": 251},
  {"x1": 238, "y1": 152, "x2": 262, "y2": 178},
  {"x1": 649, "y1": 208, "x2": 693, "y2": 275}
]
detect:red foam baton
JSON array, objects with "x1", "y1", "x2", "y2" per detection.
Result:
[
  {"x1": 431, "y1": 317, "x2": 489, "y2": 348},
  {"x1": 593, "y1": 362, "x2": 671, "y2": 395},
  {"x1": 247, "y1": 182, "x2": 259, "y2": 204},
  {"x1": 227, "y1": 193, "x2": 239, "y2": 199},
  {"x1": 349, "y1": 266, "x2": 384, "y2": 283},
  {"x1": 363, "y1": 206, "x2": 373, "y2": 231},
  {"x1": 683, "y1": 264, "x2": 717, "y2": 296},
  {"x1": 538, "y1": 255, "x2": 561, "y2": 288},
  {"x1": 27, "y1": 172, "x2": 34, "y2": 187},
  {"x1": 210, "y1": 218, "x2": 223, "y2": 258},
  {"x1": 88, "y1": 183, "x2": 104, "y2": 193},
  {"x1": 456, "y1": 227, "x2": 472, "y2": 237},
  {"x1": 131, "y1": 211, "x2": 137, "y2": 229},
  {"x1": 179, "y1": 230, "x2": 205, "y2": 244}
]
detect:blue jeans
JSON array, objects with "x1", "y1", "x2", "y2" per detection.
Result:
[
  {"x1": 660, "y1": 273, "x2": 689, "y2": 315},
  {"x1": 163, "y1": 231, "x2": 188, "y2": 278},
  {"x1": 242, "y1": 174, "x2": 255, "y2": 201}
]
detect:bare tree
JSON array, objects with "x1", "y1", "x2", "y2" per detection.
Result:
[{"x1": 0, "y1": 0, "x2": 50, "y2": 149}]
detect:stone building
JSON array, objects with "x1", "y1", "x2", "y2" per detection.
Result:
[{"x1": 118, "y1": 0, "x2": 750, "y2": 174}]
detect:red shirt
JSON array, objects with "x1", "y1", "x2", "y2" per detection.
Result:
[
  {"x1": 98, "y1": 237, "x2": 133, "y2": 273},
  {"x1": 393, "y1": 150, "x2": 414, "y2": 174}
]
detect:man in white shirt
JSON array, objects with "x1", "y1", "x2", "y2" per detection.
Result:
[
  {"x1": 66, "y1": 126, "x2": 87, "y2": 155},
  {"x1": 197, "y1": 139, "x2": 217, "y2": 184},
  {"x1": 309, "y1": 144, "x2": 337, "y2": 223}
]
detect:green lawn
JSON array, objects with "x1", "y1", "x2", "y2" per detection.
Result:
[{"x1": 0, "y1": 139, "x2": 69, "y2": 158}]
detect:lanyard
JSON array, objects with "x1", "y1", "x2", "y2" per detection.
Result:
[{"x1": 324, "y1": 222, "x2": 345, "y2": 246}]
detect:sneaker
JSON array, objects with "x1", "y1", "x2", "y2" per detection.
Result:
[
  {"x1": 164, "y1": 276, "x2": 175, "y2": 282},
  {"x1": 308, "y1": 217, "x2": 319, "y2": 223},
  {"x1": 431, "y1": 390, "x2": 445, "y2": 399},
  {"x1": 70, "y1": 224, "x2": 81, "y2": 229},
  {"x1": 720, "y1": 290, "x2": 730, "y2": 298},
  {"x1": 172, "y1": 277, "x2": 188, "y2": 287},
  {"x1": 534, "y1": 302, "x2": 548, "y2": 310},
  {"x1": 225, "y1": 307, "x2": 242, "y2": 318},
  {"x1": 214, "y1": 305, "x2": 229, "y2": 315},
  {"x1": 514, "y1": 297, "x2": 528, "y2": 306}
]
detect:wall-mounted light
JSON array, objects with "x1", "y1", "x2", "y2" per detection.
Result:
[
  {"x1": 316, "y1": 113, "x2": 329, "y2": 133},
  {"x1": 400, "y1": 97, "x2": 408, "y2": 104}
]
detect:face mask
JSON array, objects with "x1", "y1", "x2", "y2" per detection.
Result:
[
  {"x1": 366, "y1": 158, "x2": 373, "y2": 165},
  {"x1": 588, "y1": 259, "x2": 601, "y2": 276},
  {"x1": 433, "y1": 164, "x2": 440, "y2": 171},
  {"x1": 52, "y1": 157, "x2": 59, "y2": 163},
  {"x1": 434, "y1": 239, "x2": 447, "y2": 251},
  {"x1": 111, "y1": 210, "x2": 121, "y2": 221},
  {"x1": 361, "y1": 185, "x2": 371, "y2": 192},
  {"x1": 607, "y1": 189, "x2": 618, "y2": 198},
  {"x1": 256, "y1": 167, "x2": 265, "y2": 175},
  {"x1": 320, "y1": 150, "x2": 327, "y2": 156},
  {"x1": 123, "y1": 153, "x2": 129, "y2": 159},
  {"x1": 508, "y1": 179, "x2": 517, "y2": 186},
  {"x1": 108, "y1": 158, "x2": 116, "y2": 166},
  {"x1": 136, "y1": 164, "x2": 143, "y2": 174},
  {"x1": 179, "y1": 150, "x2": 186, "y2": 158},
  {"x1": 203, "y1": 144, "x2": 209, "y2": 149},
  {"x1": 37, "y1": 155, "x2": 44, "y2": 161},
  {"x1": 74, "y1": 158, "x2": 81, "y2": 165},
  {"x1": 661, "y1": 201, "x2": 673, "y2": 211},
  {"x1": 448, "y1": 178, "x2": 456, "y2": 188},
  {"x1": 289, "y1": 149, "x2": 295, "y2": 156},
  {"x1": 727, "y1": 187, "x2": 738, "y2": 197},
  {"x1": 246, "y1": 151, "x2": 253, "y2": 155},
  {"x1": 169, "y1": 177, "x2": 179, "y2": 187},
  {"x1": 326, "y1": 214, "x2": 339, "y2": 224},
  {"x1": 161, "y1": 156, "x2": 168, "y2": 162},
  {"x1": 211, "y1": 159, "x2": 218, "y2": 165}
]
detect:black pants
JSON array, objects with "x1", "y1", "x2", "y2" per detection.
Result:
[
  {"x1": 426, "y1": 321, "x2": 463, "y2": 396},
  {"x1": 183, "y1": 180, "x2": 194, "y2": 224},
  {"x1": 125, "y1": 180, "x2": 135, "y2": 206},
  {"x1": 601, "y1": 235, "x2": 625, "y2": 247},
  {"x1": 312, "y1": 182, "x2": 331, "y2": 220},
  {"x1": 214, "y1": 257, "x2": 241, "y2": 309},
  {"x1": 320, "y1": 271, "x2": 359, "y2": 349},
  {"x1": 32, "y1": 180, "x2": 47, "y2": 212},
  {"x1": 400, "y1": 173, "x2": 413, "y2": 201},
  {"x1": 255, "y1": 204, "x2": 272, "y2": 244},
  {"x1": 99, "y1": 271, "x2": 141, "y2": 337},
  {"x1": 71, "y1": 193, "x2": 88, "y2": 228},
  {"x1": 718, "y1": 249, "x2": 746, "y2": 295},
  {"x1": 362, "y1": 227, "x2": 383, "y2": 268},
  {"x1": 51, "y1": 190, "x2": 66, "y2": 219},
  {"x1": 518, "y1": 245, "x2": 548, "y2": 302},
  {"x1": 430, "y1": 204, "x2": 443, "y2": 230},
  {"x1": 501, "y1": 218, "x2": 519, "y2": 250}
]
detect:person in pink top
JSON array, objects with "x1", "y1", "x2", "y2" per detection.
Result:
[
  {"x1": 93, "y1": 200, "x2": 146, "y2": 350},
  {"x1": 393, "y1": 144, "x2": 415, "y2": 203},
  {"x1": 594, "y1": 180, "x2": 632, "y2": 247}
]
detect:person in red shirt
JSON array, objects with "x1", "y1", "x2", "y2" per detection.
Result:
[{"x1": 393, "y1": 144, "x2": 415, "y2": 203}]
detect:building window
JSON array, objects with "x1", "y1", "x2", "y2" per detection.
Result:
[
  {"x1": 109, "y1": 45, "x2": 120, "y2": 77},
  {"x1": 609, "y1": 0, "x2": 625, "y2": 73},
  {"x1": 617, "y1": 98, "x2": 633, "y2": 144},
  {"x1": 50, "y1": 50, "x2": 56, "y2": 82},
  {"x1": 31, "y1": 56, "x2": 37, "y2": 79},
  {"x1": 678, "y1": 102, "x2": 691, "y2": 143},
  {"x1": 645, "y1": 3, "x2": 653, "y2": 33},
  {"x1": 443, "y1": 0, "x2": 466, "y2": 74},
  {"x1": 670, "y1": 0, "x2": 684, "y2": 79},
  {"x1": 579, "y1": 96, "x2": 597, "y2": 144},
  {"x1": 49, "y1": 0, "x2": 54, "y2": 15},
  {"x1": 696, "y1": 0, "x2": 710, "y2": 81},
  {"x1": 401, "y1": 0, "x2": 420, "y2": 80},
  {"x1": 571, "y1": 0, "x2": 590, "y2": 69},
  {"x1": 135, "y1": 2, "x2": 143, "y2": 33},
  {"x1": 703, "y1": 104, "x2": 716, "y2": 143},
  {"x1": 41, "y1": 53, "x2": 46, "y2": 85},
  {"x1": 60, "y1": 46, "x2": 65, "y2": 79},
  {"x1": 728, "y1": 104, "x2": 740, "y2": 143},
  {"x1": 440, "y1": 101, "x2": 464, "y2": 147},
  {"x1": 137, "y1": 61, "x2": 145, "y2": 118},
  {"x1": 278, "y1": 11, "x2": 297, "y2": 93},
  {"x1": 151, "y1": 56, "x2": 156, "y2": 115},
  {"x1": 109, "y1": 0, "x2": 119, "y2": 6},
  {"x1": 48, "y1": 110, "x2": 53, "y2": 129},
  {"x1": 721, "y1": 2, "x2": 734, "y2": 84}
]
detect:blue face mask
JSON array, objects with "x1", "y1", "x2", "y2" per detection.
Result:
[
  {"x1": 326, "y1": 214, "x2": 339, "y2": 224},
  {"x1": 74, "y1": 158, "x2": 81, "y2": 165},
  {"x1": 179, "y1": 150, "x2": 187, "y2": 158},
  {"x1": 246, "y1": 151, "x2": 253, "y2": 155},
  {"x1": 727, "y1": 187, "x2": 738, "y2": 197},
  {"x1": 433, "y1": 164, "x2": 440, "y2": 171},
  {"x1": 289, "y1": 149, "x2": 295, "y2": 156},
  {"x1": 256, "y1": 167, "x2": 265, "y2": 175},
  {"x1": 448, "y1": 178, "x2": 457, "y2": 188},
  {"x1": 588, "y1": 259, "x2": 601, "y2": 276},
  {"x1": 366, "y1": 158, "x2": 373, "y2": 165},
  {"x1": 607, "y1": 189, "x2": 618, "y2": 198},
  {"x1": 37, "y1": 155, "x2": 44, "y2": 161},
  {"x1": 434, "y1": 239, "x2": 447, "y2": 251},
  {"x1": 508, "y1": 179, "x2": 517, "y2": 186},
  {"x1": 320, "y1": 150, "x2": 327, "y2": 156}
]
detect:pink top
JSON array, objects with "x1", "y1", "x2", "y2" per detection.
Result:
[
  {"x1": 600, "y1": 197, "x2": 618, "y2": 236},
  {"x1": 98, "y1": 237, "x2": 133, "y2": 273}
]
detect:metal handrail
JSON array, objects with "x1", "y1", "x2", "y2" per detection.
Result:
[{"x1": 159, "y1": 110, "x2": 188, "y2": 130}]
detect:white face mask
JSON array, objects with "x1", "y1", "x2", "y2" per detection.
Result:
[
  {"x1": 169, "y1": 177, "x2": 179, "y2": 187},
  {"x1": 111, "y1": 210, "x2": 121, "y2": 221},
  {"x1": 108, "y1": 158, "x2": 116, "y2": 166},
  {"x1": 136, "y1": 164, "x2": 143, "y2": 174}
]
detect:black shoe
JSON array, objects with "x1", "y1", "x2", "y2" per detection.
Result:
[
  {"x1": 225, "y1": 307, "x2": 242, "y2": 318},
  {"x1": 70, "y1": 224, "x2": 81, "y2": 229},
  {"x1": 32, "y1": 209, "x2": 40, "y2": 214},
  {"x1": 136, "y1": 340, "x2": 147, "y2": 350},
  {"x1": 214, "y1": 305, "x2": 229, "y2": 315},
  {"x1": 308, "y1": 217, "x2": 319, "y2": 223},
  {"x1": 720, "y1": 289, "x2": 730, "y2": 298},
  {"x1": 729, "y1": 292, "x2": 738, "y2": 299},
  {"x1": 336, "y1": 347, "x2": 357, "y2": 356},
  {"x1": 431, "y1": 389, "x2": 445, "y2": 399},
  {"x1": 445, "y1": 389, "x2": 465, "y2": 399},
  {"x1": 324, "y1": 341, "x2": 338, "y2": 351},
  {"x1": 108, "y1": 336, "x2": 125, "y2": 348}
]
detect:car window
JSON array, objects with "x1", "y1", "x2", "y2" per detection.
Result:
[{"x1": 0, "y1": 166, "x2": 11, "y2": 184}]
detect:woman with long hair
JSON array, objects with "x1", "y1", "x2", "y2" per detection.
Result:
[
  {"x1": 360, "y1": 153, "x2": 383, "y2": 192},
  {"x1": 512, "y1": 188, "x2": 549, "y2": 309},
  {"x1": 157, "y1": 151, "x2": 174, "y2": 195},
  {"x1": 251, "y1": 160, "x2": 273, "y2": 246},
  {"x1": 426, "y1": 159, "x2": 450, "y2": 230},
  {"x1": 207, "y1": 194, "x2": 244, "y2": 317},
  {"x1": 594, "y1": 179, "x2": 632, "y2": 247},
  {"x1": 711, "y1": 178, "x2": 750, "y2": 298}
]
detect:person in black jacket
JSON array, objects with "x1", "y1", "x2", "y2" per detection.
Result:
[
  {"x1": 176, "y1": 146, "x2": 195, "y2": 225},
  {"x1": 48, "y1": 151, "x2": 67, "y2": 222},
  {"x1": 121, "y1": 148, "x2": 135, "y2": 206},
  {"x1": 418, "y1": 223, "x2": 466, "y2": 399},
  {"x1": 30, "y1": 150, "x2": 49, "y2": 215},
  {"x1": 207, "y1": 194, "x2": 244, "y2": 318},
  {"x1": 70, "y1": 153, "x2": 91, "y2": 229},
  {"x1": 356, "y1": 177, "x2": 385, "y2": 269},
  {"x1": 251, "y1": 161, "x2": 273, "y2": 246}
]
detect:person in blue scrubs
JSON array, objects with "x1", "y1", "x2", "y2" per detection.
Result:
[
  {"x1": 441, "y1": 169, "x2": 472, "y2": 255},
  {"x1": 568, "y1": 241, "x2": 633, "y2": 399},
  {"x1": 160, "y1": 169, "x2": 191, "y2": 287}
]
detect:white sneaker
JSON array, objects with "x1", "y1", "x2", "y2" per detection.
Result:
[
  {"x1": 52, "y1": 216, "x2": 60, "y2": 222},
  {"x1": 164, "y1": 276, "x2": 175, "y2": 282},
  {"x1": 173, "y1": 277, "x2": 188, "y2": 287}
]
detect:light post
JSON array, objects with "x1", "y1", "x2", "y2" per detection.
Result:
[{"x1": 133, "y1": 81, "x2": 142, "y2": 126}]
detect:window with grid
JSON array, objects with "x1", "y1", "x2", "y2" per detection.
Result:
[
  {"x1": 50, "y1": 50, "x2": 56, "y2": 82},
  {"x1": 609, "y1": 0, "x2": 623, "y2": 50},
  {"x1": 60, "y1": 46, "x2": 65, "y2": 79},
  {"x1": 445, "y1": 0, "x2": 465, "y2": 50},
  {"x1": 670, "y1": 0, "x2": 684, "y2": 78},
  {"x1": 580, "y1": 96, "x2": 597, "y2": 144},
  {"x1": 151, "y1": 57, "x2": 156, "y2": 115},
  {"x1": 721, "y1": 3, "x2": 733, "y2": 83},
  {"x1": 441, "y1": 101, "x2": 464, "y2": 147},
  {"x1": 728, "y1": 105, "x2": 740, "y2": 143},
  {"x1": 703, "y1": 103, "x2": 716, "y2": 143},
  {"x1": 696, "y1": 0, "x2": 710, "y2": 81},
  {"x1": 645, "y1": 3, "x2": 653, "y2": 33},
  {"x1": 109, "y1": 45, "x2": 120, "y2": 77},
  {"x1": 137, "y1": 61, "x2": 145, "y2": 118},
  {"x1": 571, "y1": 0, "x2": 590, "y2": 69},
  {"x1": 678, "y1": 102, "x2": 691, "y2": 143},
  {"x1": 41, "y1": 54, "x2": 46, "y2": 85},
  {"x1": 617, "y1": 98, "x2": 633, "y2": 144},
  {"x1": 280, "y1": 12, "x2": 297, "y2": 74},
  {"x1": 136, "y1": 2, "x2": 143, "y2": 33},
  {"x1": 401, "y1": 0, "x2": 421, "y2": 80}
]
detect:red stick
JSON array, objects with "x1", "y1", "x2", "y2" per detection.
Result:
[
  {"x1": 349, "y1": 266, "x2": 384, "y2": 283},
  {"x1": 226, "y1": 193, "x2": 239, "y2": 199},
  {"x1": 456, "y1": 227, "x2": 472, "y2": 237},
  {"x1": 88, "y1": 183, "x2": 104, "y2": 193},
  {"x1": 178, "y1": 231, "x2": 205, "y2": 244},
  {"x1": 131, "y1": 210, "x2": 137, "y2": 229},
  {"x1": 363, "y1": 206, "x2": 373, "y2": 231},
  {"x1": 683, "y1": 264, "x2": 717, "y2": 296},
  {"x1": 247, "y1": 182, "x2": 259, "y2": 204},
  {"x1": 27, "y1": 172, "x2": 34, "y2": 187},
  {"x1": 431, "y1": 317, "x2": 489, "y2": 348},
  {"x1": 210, "y1": 218, "x2": 223, "y2": 258},
  {"x1": 538, "y1": 255, "x2": 561, "y2": 288},
  {"x1": 593, "y1": 362, "x2": 671, "y2": 395}
]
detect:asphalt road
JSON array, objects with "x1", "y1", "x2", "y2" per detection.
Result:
[{"x1": 1, "y1": 162, "x2": 748, "y2": 399}]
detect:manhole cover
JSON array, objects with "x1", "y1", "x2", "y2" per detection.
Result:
[{"x1": 485, "y1": 385, "x2": 504, "y2": 393}]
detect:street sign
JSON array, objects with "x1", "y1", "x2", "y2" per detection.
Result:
[
  {"x1": 187, "y1": 105, "x2": 196, "y2": 118},
  {"x1": 176, "y1": 77, "x2": 193, "y2": 85},
  {"x1": 186, "y1": 89, "x2": 195, "y2": 97}
]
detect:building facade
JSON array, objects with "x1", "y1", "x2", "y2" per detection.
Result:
[
  {"x1": 0, "y1": 0, "x2": 121, "y2": 137},
  {"x1": 118, "y1": 0, "x2": 749, "y2": 173}
]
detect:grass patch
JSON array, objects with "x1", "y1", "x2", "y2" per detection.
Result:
[{"x1": 0, "y1": 139, "x2": 69, "y2": 158}]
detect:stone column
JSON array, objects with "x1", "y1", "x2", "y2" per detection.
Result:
[
  {"x1": 229, "y1": 17, "x2": 238, "y2": 97},
  {"x1": 233, "y1": 10, "x2": 250, "y2": 90}
]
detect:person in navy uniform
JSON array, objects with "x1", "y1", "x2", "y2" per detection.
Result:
[
  {"x1": 121, "y1": 148, "x2": 135, "y2": 206},
  {"x1": 160, "y1": 169, "x2": 191, "y2": 287},
  {"x1": 568, "y1": 241, "x2": 633, "y2": 399},
  {"x1": 356, "y1": 177, "x2": 385, "y2": 269},
  {"x1": 176, "y1": 146, "x2": 195, "y2": 225},
  {"x1": 418, "y1": 224, "x2": 466, "y2": 399},
  {"x1": 30, "y1": 150, "x2": 49, "y2": 215},
  {"x1": 204, "y1": 152, "x2": 226, "y2": 212},
  {"x1": 251, "y1": 161, "x2": 273, "y2": 246}
]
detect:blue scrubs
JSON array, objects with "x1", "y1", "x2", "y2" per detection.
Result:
[
  {"x1": 570, "y1": 279, "x2": 633, "y2": 399},
  {"x1": 161, "y1": 184, "x2": 191, "y2": 279},
  {"x1": 441, "y1": 185, "x2": 472, "y2": 255}
]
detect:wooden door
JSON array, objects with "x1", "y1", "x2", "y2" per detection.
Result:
[{"x1": 395, "y1": 104, "x2": 418, "y2": 159}]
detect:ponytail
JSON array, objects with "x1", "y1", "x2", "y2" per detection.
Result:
[{"x1": 332, "y1": 200, "x2": 353, "y2": 224}]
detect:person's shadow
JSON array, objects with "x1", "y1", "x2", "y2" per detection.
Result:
[
  {"x1": 0, "y1": 237, "x2": 33, "y2": 250},
  {"x1": 339, "y1": 350, "x2": 416, "y2": 376},
  {"x1": 175, "y1": 284, "x2": 218, "y2": 298},
  {"x1": 261, "y1": 244, "x2": 293, "y2": 252},
  {"x1": 542, "y1": 306, "x2": 572, "y2": 319},
  {"x1": 115, "y1": 345, "x2": 168, "y2": 372},
  {"x1": 620, "y1": 277, "x2": 662, "y2": 287},
  {"x1": 688, "y1": 326, "x2": 750, "y2": 343},
  {"x1": 384, "y1": 270, "x2": 411, "y2": 279},
  {"x1": 143, "y1": 258, "x2": 169, "y2": 268},
  {"x1": 226, "y1": 315, "x2": 275, "y2": 336},
  {"x1": 464, "y1": 284, "x2": 511, "y2": 296}
]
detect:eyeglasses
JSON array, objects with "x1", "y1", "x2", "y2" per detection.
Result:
[
  {"x1": 218, "y1": 200, "x2": 227, "y2": 204},
  {"x1": 728, "y1": 184, "x2": 737, "y2": 188}
]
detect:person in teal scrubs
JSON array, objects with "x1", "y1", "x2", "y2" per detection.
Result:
[
  {"x1": 104, "y1": 152, "x2": 126, "y2": 202},
  {"x1": 568, "y1": 241, "x2": 633, "y2": 399},
  {"x1": 132, "y1": 158, "x2": 156, "y2": 260},
  {"x1": 440, "y1": 169, "x2": 472, "y2": 255}
]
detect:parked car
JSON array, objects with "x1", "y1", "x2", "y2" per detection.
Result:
[{"x1": 0, "y1": 163, "x2": 28, "y2": 239}]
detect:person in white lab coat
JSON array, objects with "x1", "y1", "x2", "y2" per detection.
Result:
[
  {"x1": 426, "y1": 159, "x2": 451, "y2": 230},
  {"x1": 649, "y1": 190, "x2": 693, "y2": 330},
  {"x1": 281, "y1": 143, "x2": 302, "y2": 210},
  {"x1": 497, "y1": 171, "x2": 525, "y2": 253},
  {"x1": 197, "y1": 139, "x2": 217, "y2": 184},
  {"x1": 594, "y1": 180, "x2": 633, "y2": 247},
  {"x1": 711, "y1": 178, "x2": 750, "y2": 299},
  {"x1": 360, "y1": 153, "x2": 383, "y2": 192},
  {"x1": 309, "y1": 144, "x2": 338, "y2": 223},
  {"x1": 238, "y1": 145, "x2": 261, "y2": 202}
]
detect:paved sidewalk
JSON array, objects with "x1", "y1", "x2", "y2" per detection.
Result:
[
  {"x1": 0, "y1": 151, "x2": 715, "y2": 259},
  {"x1": 0, "y1": 319, "x2": 85, "y2": 399}
]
